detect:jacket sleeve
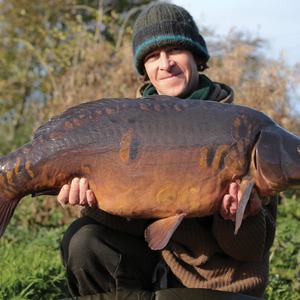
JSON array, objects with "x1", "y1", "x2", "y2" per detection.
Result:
[{"x1": 212, "y1": 196, "x2": 278, "y2": 262}]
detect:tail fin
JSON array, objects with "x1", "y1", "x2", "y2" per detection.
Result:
[{"x1": 0, "y1": 196, "x2": 19, "y2": 237}]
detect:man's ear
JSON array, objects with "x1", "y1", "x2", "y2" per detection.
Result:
[
  {"x1": 194, "y1": 55, "x2": 209, "y2": 72},
  {"x1": 142, "y1": 69, "x2": 149, "y2": 82}
]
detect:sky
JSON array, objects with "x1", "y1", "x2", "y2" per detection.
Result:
[{"x1": 172, "y1": 0, "x2": 300, "y2": 66}]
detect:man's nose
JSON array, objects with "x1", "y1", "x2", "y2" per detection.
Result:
[{"x1": 159, "y1": 52, "x2": 174, "y2": 70}]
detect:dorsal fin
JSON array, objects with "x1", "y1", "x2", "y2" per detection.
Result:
[{"x1": 33, "y1": 98, "x2": 138, "y2": 139}]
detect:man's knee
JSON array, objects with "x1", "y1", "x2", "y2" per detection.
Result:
[{"x1": 61, "y1": 217, "x2": 105, "y2": 267}]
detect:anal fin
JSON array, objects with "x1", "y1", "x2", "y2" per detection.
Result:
[{"x1": 144, "y1": 213, "x2": 186, "y2": 250}]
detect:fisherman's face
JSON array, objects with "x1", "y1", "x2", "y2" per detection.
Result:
[{"x1": 144, "y1": 46, "x2": 199, "y2": 98}]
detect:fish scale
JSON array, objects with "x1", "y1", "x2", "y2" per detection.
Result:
[{"x1": 0, "y1": 95, "x2": 300, "y2": 250}]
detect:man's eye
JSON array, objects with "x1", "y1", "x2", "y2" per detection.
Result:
[
  {"x1": 145, "y1": 53, "x2": 158, "y2": 61},
  {"x1": 169, "y1": 47, "x2": 181, "y2": 53}
]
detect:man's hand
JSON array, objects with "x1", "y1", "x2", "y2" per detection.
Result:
[
  {"x1": 57, "y1": 177, "x2": 97, "y2": 207},
  {"x1": 219, "y1": 179, "x2": 264, "y2": 221}
]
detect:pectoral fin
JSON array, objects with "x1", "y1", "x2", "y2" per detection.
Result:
[
  {"x1": 144, "y1": 213, "x2": 186, "y2": 250},
  {"x1": 234, "y1": 179, "x2": 255, "y2": 234}
]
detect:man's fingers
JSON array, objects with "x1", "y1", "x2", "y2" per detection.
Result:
[
  {"x1": 219, "y1": 194, "x2": 235, "y2": 220},
  {"x1": 221, "y1": 180, "x2": 263, "y2": 222},
  {"x1": 57, "y1": 177, "x2": 97, "y2": 207},
  {"x1": 79, "y1": 178, "x2": 88, "y2": 205},
  {"x1": 87, "y1": 190, "x2": 97, "y2": 207},
  {"x1": 69, "y1": 178, "x2": 80, "y2": 205},
  {"x1": 57, "y1": 184, "x2": 71, "y2": 207},
  {"x1": 228, "y1": 181, "x2": 238, "y2": 198}
]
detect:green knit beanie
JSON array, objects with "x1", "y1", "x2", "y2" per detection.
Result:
[{"x1": 132, "y1": 2, "x2": 210, "y2": 75}]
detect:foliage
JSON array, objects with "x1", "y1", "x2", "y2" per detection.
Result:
[
  {"x1": 206, "y1": 29, "x2": 300, "y2": 136},
  {"x1": 0, "y1": 225, "x2": 71, "y2": 299},
  {"x1": 0, "y1": 196, "x2": 78, "y2": 299},
  {"x1": 264, "y1": 195, "x2": 300, "y2": 299},
  {"x1": 0, "y1": 0, "x2": 151, "y2": 156}
]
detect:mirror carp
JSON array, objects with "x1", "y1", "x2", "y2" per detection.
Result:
[{"x1": 1, "y1": 95, "x2": 300, "y2": 249}]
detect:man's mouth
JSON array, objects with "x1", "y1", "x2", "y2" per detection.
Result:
[{"x1": 160, "y1": 72, "x2": 182, "y2": 80}]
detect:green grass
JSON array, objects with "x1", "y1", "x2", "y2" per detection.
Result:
[
  {"x1": 264, "y1": 196, "x2": 300, "y2": 300},
  {"x1": 0, "y1": 195, "x2": 299, "y2": 299},
  {"x1": 0, "y1": 196, "x2": 71, "y2": 300},
  {"x1": 0, "y1": 226, "x2": 70, "y2": 299}
]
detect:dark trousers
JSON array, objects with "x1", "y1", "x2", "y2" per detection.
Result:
[{"x1": 60, "y1": 217, "x2": 182, "y2": 297}]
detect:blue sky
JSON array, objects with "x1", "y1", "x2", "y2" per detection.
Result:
[{"x1": 172, "y1": 0, "x2": 300, "y2": 66}]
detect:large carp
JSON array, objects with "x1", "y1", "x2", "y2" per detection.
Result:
[{"x1": 0, "y1": 96, "x2": 300, "y2": 249}]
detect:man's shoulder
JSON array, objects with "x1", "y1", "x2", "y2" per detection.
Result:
[{"x1": 209, "y1": 82, "x2": 234, "y2": 103}]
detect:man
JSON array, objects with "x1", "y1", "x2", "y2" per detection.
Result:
[{"x1": 58, "y1": 3, "x2": 277, "y2": 299}]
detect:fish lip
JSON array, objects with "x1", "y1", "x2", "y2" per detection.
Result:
[{"x1": 297, "y1": 145, "x2": 300, "y2": 154}]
